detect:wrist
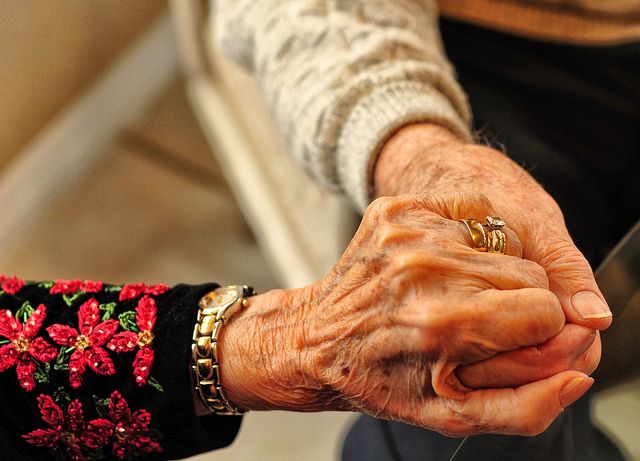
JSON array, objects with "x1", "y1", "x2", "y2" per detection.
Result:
[
  {"x1": 373, "y1": 122, "x2": 563, "y2": 241},
  {"x1": 216, "y1": 285, "x2": 330, "y2": 412},
  {"x1": 374, "y1": 123, "x2": 468, "y2": 197}
]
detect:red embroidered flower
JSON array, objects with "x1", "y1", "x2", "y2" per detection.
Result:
[
  {"x1": 0, "y1": 306, "x2": 57, "y2": 391},
  {"x1": 50, "y1": 279, "x2": 103, "y2": 295},
  {"x1": 107, "y1": 296, "x2": 157, "y2": 386},
  {"x1": 47, "y1": 299, "x2": 119, "y2": 388},
  {"x1": 119, "y1": 283, "x2": 168, "y2": 301},
  {"x1": 81, "y1": 280, "x2": 103, "y2": 293},
  {"x1": 1, "y1": 275, "x2": 25, "y2": 295},
  {"x1": 23, "y1": 395, "x2": 114, "y2": 461},
  {"x1": 107, "y1": 391, "x2": 162, "y2": 459}
]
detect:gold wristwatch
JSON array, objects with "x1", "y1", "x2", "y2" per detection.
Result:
[{"x1": 191, "y1": 285, "x2": 256, "y2": 415}]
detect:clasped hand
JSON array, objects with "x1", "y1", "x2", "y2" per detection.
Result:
[{"x1": 221, "y1": 191, "x2": 609, "y2": 437}]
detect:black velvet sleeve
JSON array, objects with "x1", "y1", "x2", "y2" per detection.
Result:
[{"x1": 0, "y1": 277, "x2": 243, "y2": 460}]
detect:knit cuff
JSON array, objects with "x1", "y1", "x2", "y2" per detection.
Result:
[{"x1": 336, "y1": 82, "x2": 473, "y2": 213}]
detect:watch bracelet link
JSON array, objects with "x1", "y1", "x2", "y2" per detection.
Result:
[{"x1": 191, "y1": 285, "x2": 256, "y2": 415}]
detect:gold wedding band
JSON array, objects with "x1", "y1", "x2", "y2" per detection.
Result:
[
  {"x1": 459, "y1": 219, "x2": 487, "y2": 251},
  {"x1": 460, "y1": 216, "x2": 507, "y2": 254},
  {"x1": 486, "y1": 229, "x2": 507, "y2": 254}
]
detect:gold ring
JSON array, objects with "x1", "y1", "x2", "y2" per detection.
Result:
[
  {"x1": 460, "y1": 216, "x2": 507, "y2": 254},
  {"x1": 459, "y1": 219, "x2": 487, "y2": 251},
  {"x1": 486, "y1": 229, "x2": 507, "y2": 254}
]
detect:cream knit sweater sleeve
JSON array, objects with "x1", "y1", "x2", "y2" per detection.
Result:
[{"x1": 212, "y1": 0, "x2": 472, "y2": 212}]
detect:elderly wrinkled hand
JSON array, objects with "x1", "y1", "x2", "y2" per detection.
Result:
[
  {"x1": 374, "y1": 123, "x2": 612, "y2": 390},
  {"x1": 217, "y1": 193, "x2": 593, "y2": 437}
]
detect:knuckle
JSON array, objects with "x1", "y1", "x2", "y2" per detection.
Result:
[
  {"x1": 531, "y1": 289, "x2": 565, "y2": 333},
  {"x1": 374, "y1": 224, "x2": 419, "y2": 250},
  {"x1": 448, "y1": 192, "x2": 494, "y2": 220},
  {"x1": 537, "y1": 288, "x2": 563, "y2": 311},
  {"x1": 387, "y1": 250, "x2": 433, "y2": 278},
  {"x1": 365, "y1": 196, "x2": 396, "y2": 221},
  {"x1": 366, "y1": 196, "x2": 416, "y2": 223},
  {"x1": 529, "y1": 263, "x2": 551, "y2": 288},
  {"x1": 513, "y1": 258, "x2": 550, "y2": 288}
]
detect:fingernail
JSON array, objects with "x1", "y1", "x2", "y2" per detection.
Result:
[
  {"x1": 571, "y1": 291, "x2": 611, "y2": 319},
  {"x1": 560, "y1": 377, "x2": 594, "y2": 408}
]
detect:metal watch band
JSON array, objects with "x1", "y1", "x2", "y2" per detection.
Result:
[{"x1": 191, "y1": 285, "x2": 256, "y2": 415}]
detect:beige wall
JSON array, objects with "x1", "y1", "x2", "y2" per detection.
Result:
[{"x1": 0, "y1": 0, "x2": 165, "y2": 172}]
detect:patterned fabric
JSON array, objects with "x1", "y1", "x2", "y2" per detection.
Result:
[
  {"x1": 22, "y1": 391, "x2": 160, "y2": 461},
  {"x1": 0, "y1": 276, "x2": 241, "y2": 461}
]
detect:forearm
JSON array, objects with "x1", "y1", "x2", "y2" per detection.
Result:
[
  {"x1": 213, "y1": 0, "x2": 472, "y2": 211},
  {"x1": 219, "y1": 285, "x2": 342, "y2": 413}
]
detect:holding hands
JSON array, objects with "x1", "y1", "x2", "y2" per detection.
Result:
[{"x1": 218, "y1": 159, "x2": 610, "y2": 436}]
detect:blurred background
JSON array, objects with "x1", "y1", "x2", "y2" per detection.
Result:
[
  {"x1": 1, "y1": 2, "x2": 639, "y2": 461},
  {"x1": 0, "y1": 1, "x2": 355, "y2": 459}
]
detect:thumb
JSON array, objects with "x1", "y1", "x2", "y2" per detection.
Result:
[
  {"x1": 461, "y1": 371, "x2": 593, "y2": 437},
  {"x1": 526, "y1": 232, "x2": 612, "y2": 330}
]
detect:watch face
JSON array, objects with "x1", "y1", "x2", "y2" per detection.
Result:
[
  {"x1": 215, "y1": 287, "x2": 240, "y2": 306},
  {"x1": 199, "y1": 286, "x2": 240, "y2": 310}
]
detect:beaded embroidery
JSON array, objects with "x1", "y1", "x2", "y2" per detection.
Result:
[{"x1": 0, "y1": 275, "x2": 168, "y2": 459}]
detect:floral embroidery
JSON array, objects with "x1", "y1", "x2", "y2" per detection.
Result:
[
  {"x1": 24, "y1": 391, "x2": 163, "y2": 461},
  {"x1": 23, "y1": 395, "x2": 113, "y2": 461},
  {"x1": 108, "y1": 296, "x2": 157, "y2": 386},
  {"x1": 47, "y1": 299, "x2": 119, "y2": 388},
  {"x1": 0, "y1": 306, "x2": 57, "y2": 391},
  {"x1": 50, "y1": 280, "x2": 105, "y2": 307},
  {"x1": 107, "y1": 391, "x2": 162, "y2": 459},
  {"x1": 119, "y1": 283, "x2": 168, "y2": 301},
  {"x1": 0, "y1": 275, "x2": 25, "y2": 295},
  {"x1": 2, "y1": 275, "x2": 170, "y2": 458},
  {"x1": 50, "y1": 279, "x2": 104, "y2": 295}
]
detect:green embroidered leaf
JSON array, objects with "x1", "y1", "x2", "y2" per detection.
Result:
[
  {"x1": 62, "y1": 291, "x2": 85, "y2": 307},
  {"x1": 15, "y1": 301, "x2": 34, "y2": 322},
  {"x1": 148, "y1": 376, "x2": 164, "y2": 393},
  {"x1": 54, "y1": 387, "x2": 71, "y2": 406},
  {"x1": 0, "y1": 290, "x2": 5, "y2": 297},
  {"x1": 53, "y1": 346, "x2": 74, "y2": 371},
  {"x1": 37, "y1": 281, "x2": 55, "y2": 289},
  {"x1": 0, "y1": 339, "x2": 10, "y2": 346},
  {"x1": 104, "y1": 285, "x2": 122, "y2": 293},
  {"x1": 99, "y1": 302, "x2": 117, "y2": 321},
  {"x1": 34, "y1": 362, "x2": 51, "y2": 384},
  {"x1": 92, "y1": 395, "x2": 111, "y2": 418},
  {"x1": 118, "y1": 311, "x2": 139, "y2": 332}
]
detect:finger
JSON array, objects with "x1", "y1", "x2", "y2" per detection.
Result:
[
  {"x1": 385, "y1": 246, "x2": 550, "y2": 295},
  {"x1": 405, "y1": 192, "x2": 523, "y2": 258},
  {"x1": 457, "y1": 324, "x2": 597, "y2": 388},
  {"x1": 389, "y1": 287, "x2": 565, "y2": 363},
  {"x1": 453, "y1": 288, "x2": 565, "y2": 358},
  {"x1": 449, "y1": 370, "x2": 594, "y2": 436},
  {"x1": 525, "y1": 232, "x2": 612, "y2": 330}
]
